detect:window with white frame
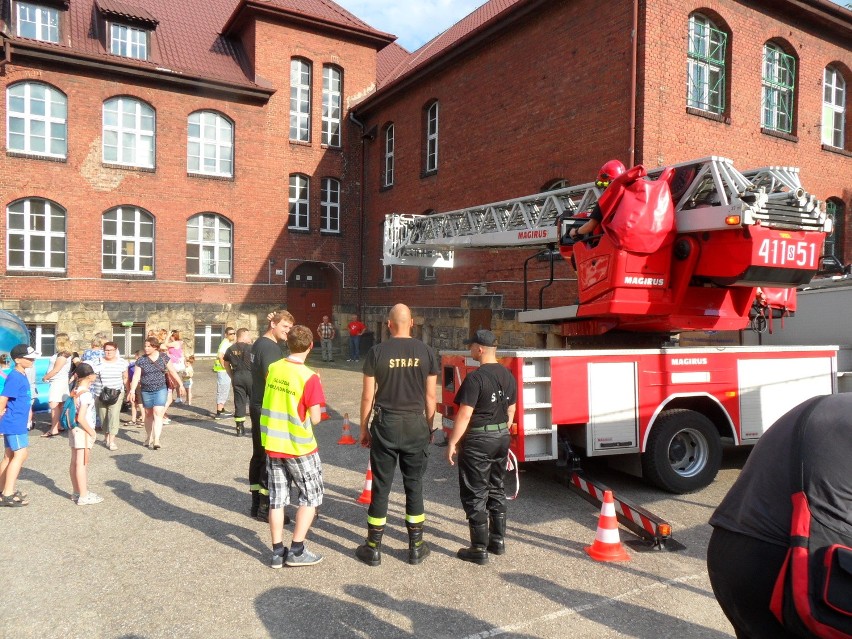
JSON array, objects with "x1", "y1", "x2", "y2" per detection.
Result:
[
  {"x1": 111, "y1": 322, "x2": 145, "y2": 357},
  {"x1": 110, "y1": 23, "x2": 148, "y2": 60},
  {"x1": 186, "y1": 213, "x2": 232, "y2": 277},
  {"x1": 7, "y1": 198, "x2": 66, "y2": 271},
  {"x1": 383, "y1": 264, "x2": 392, "y2": 283},
  {"x1": 321, "y1": 177, "x2": 340, "y2": 233},
  {"x1": 16, "y1": 2, "x2": 60, "y2": 42},
  {"x1": 687, "y1": 13, "x2": 726, "y2": 114},
  {"x1": 187, "y1": 110, "x2": 233, "y2": 177},
  {"x1": 103, "y1": 97, "x2": 155, "y2": 167},
  {"x1": 193, "y1": 324, "x2": 225, "y2": 356},
  {"x1": 823, "y1": 67, "x2": 846, "y2": 149},
  {"x1": 762, "y1": 42, "x2": 796, "y2": 134},
  {"x1": 423, "y1": 267, "x2": 436, "y2": 281},
  {"x1": 102, "y1": 206, "x2": 154, "y2": 274},
  {"x1": 6, "y1": 81, "x2": 67, "y2": 158},
  {"x1": 824, "y1": 199, "x2": 844, "y2": 258},
  {"x1": 290, "y1": 58, "x2": 312, "y2": 142},
  {"x1": 322, "y1": 65, "x2": 342, "y2": 147},
  {"x1": 289, "y1": 174, "x2": 310, "y2": 230},
  {"x1": 26, "y1": 323, "x2": 56, "y2": 357},
  {"x1": 425, "y1": 101, "x2": 439, "y2": 173},
  {"x1": 384, "y1": 124, "x2": 395, "y2": 187}
]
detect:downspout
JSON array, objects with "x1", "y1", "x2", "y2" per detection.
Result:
[
  {"x1": 349, "y1": 110, "x2": 368, "y2": 317},
  {"x1": 629, "y1": 0, "x2": 639, "y2": 167}
]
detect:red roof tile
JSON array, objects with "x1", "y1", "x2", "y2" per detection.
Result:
[
  {"x1": 95, "y1": 0, "x2": 158, "y2": 26},
  {"x1": 376, "y1": 42, "x2": 409, "y2": 85}
]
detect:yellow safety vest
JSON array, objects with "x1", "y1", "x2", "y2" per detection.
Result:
[{"x1": 260, "y1": 359, "x2": 318, "y2": 456}]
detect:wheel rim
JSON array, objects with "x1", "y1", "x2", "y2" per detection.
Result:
[{"x1": 667, "y1": 427, "x2": 709, "y2": 478}]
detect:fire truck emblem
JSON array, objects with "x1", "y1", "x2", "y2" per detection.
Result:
[{"x1": 623, "y1": 276, "x2": 665, "y2": 286}]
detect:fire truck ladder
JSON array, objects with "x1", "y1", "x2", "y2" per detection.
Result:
[{"x1": 383, "y1": 156, "x2": 829, "y2": 267}]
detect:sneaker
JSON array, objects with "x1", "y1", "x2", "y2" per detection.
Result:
[
  {"x1": 77, "y1": 492, "x2": 104, "y2": 506},
  {"x1": 162, "y1": 418, "x2": 172, "y2": 425},
  {"x1": 270, "y1": 548, "x2": 287, "y2": 569},
  {"x1": 285, "y1": 547, "x2": 323, "y2": 567},
  {"x1": 218, "y1": 410, "x2": 234, "y2": 418}
]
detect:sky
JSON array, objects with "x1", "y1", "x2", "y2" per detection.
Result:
[
  {"x1": 335, "y1": 0, "x2": 852, "y2": 52},
  {"x1": 333, "y1": 0, "x2": 486, "y2": 51}
]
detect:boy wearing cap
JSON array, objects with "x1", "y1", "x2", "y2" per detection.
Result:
[
  {"x1": 68, "y1": 363, "x2": 103, "y2": 505},
  {"x1": 0, "y1": 344, "x2": 38, "y2": 506},
  {"x1": 446, "y1": 329, "x2": 517, "y2": 564}
]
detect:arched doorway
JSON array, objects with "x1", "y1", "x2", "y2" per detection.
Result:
[{"x1": 287, "y1": 262, "x2": 338, "y2": 341}]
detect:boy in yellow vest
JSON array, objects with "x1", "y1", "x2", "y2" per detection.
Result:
[{"x1": 260, "y1": 325, "x2": 326, "y2": 568}]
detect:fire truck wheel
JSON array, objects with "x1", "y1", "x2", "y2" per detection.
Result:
[{"x1": 641, "y1": 409, "x2": 722, "y2": 494}]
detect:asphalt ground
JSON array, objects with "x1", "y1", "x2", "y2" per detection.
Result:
[{"x1": 2, "y1": 358, "x2": 741, "y2": 638}]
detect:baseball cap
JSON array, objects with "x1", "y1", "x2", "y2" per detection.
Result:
[
  {"x1": 75, "y1": 363, "x2": 95, "y2": 378},
  {"x1": 463, "y1": 329, "x2": 498, "y2": 348},
  {"x1": 10, "y1": 344, "x2": 39, "y2": 360}
]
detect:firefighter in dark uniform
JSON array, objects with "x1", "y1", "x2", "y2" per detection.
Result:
[
  {"x1": 446, "y1": 329, "x2": 517, "y2": 564},
  {"x1": 355, "y1": 303, "x2": 439, "y2": 567}
]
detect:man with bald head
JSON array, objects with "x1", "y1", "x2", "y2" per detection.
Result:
[{"x1": 355, "y1": 304, "x2": 440, "y2": 566}]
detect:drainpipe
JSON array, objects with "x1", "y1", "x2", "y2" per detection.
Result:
[
  {"x1": 349, "y1": 110, "x2": 368, "y2": 317},
  {"x1": 629, "y1": 0, "x2": 639, "y2": 167}
]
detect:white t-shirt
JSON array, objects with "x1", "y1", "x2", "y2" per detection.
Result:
[{"x1": 92, "y1": 358, "x2": 128, "y2": 396}]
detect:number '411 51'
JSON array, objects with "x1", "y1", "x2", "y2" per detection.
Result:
[{"x1": 757, "y1": 239, "x2": 817, "y2": 268}]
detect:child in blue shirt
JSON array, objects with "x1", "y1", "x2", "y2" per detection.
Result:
[{"x1": 0, "y1": 344, "x2": 38, "y2": 506}]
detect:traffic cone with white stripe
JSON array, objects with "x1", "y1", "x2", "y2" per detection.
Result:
[
  {"x1": 585, "y1": 490, "x2": 630, "y2": 562},
  {"x1": 356, "y1": 460, "x2": 373, "y2": 504},
  {"x1": 337, "y1": 413, "x2": 357, "y2": 445}
]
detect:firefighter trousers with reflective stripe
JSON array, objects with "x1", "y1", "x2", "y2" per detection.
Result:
[
  {"x1": 459, "y1": 429, "x2": 510, "y2": 523},
  {"x1": 249, "y1": 404, "x2": 268, "y2": 493},
  {"x1": 368, "y1": 410, "x2": 430, "y2": 521}
]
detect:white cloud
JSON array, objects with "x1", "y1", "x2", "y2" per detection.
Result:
[{"x1": 334, "y1": 0, "x2": 487, "y2": 51}]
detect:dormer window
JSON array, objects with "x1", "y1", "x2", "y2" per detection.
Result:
[
  {"x1": 15, "y1": 2, "x2": 60, "y2": 43},
  {"x1": 110, "y1": 23, "x2": 148, "y2": 60}
]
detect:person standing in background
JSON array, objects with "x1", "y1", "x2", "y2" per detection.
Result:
[
  {"x1": 92, "y1": 342, "x2": 128, "y2": 451},
  {"x1": 347, "y1": 316, "x2": 366, "y2": 362},
  {"x1": 214, "y1": 328, "x2": 235, "y2": 419},
  {"x1": 223, "y1": 328, "x2": 253, "y2": 437},
  {"x1": 41, "y1": 333, "x2": 74, "y2": 438},
  {"x1": 317, "y1": 316, "x2": 336, "y2": 362}
]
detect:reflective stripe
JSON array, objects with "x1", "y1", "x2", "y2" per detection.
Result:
[
  {"x1": 405, "y1": 513, "x2": 426, "y2": 524},
  {"x1": 259, "y1": 425, "x2": 315, "y2": 446},
  {"x1": 261, "y1": 406, "x2": 303, "y2": 425},
  {"x1": 367, "y1": 515, "x2": 387, "y2": 526},
  {"x1": 260, "y1": 359, "x2": 319, "y2": 456}
]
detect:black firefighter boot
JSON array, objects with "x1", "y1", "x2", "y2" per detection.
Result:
[
  {"x1": 250, "y1": 490, "x2": 260, "y2": 518},
  {"x1": 407, "y1": 523, "x2": 431, "y2": 565},
  {"x1": 487, "y1": 511, "x2": 506, "y2": 555},
  {"x1": 256, "y1": 493, "x2": 269, "y2": 522},
  {"x1": 355, "y1": 524, "x2": 384, "y2": 567},
  {"x1": 457, "y1": 520, "x2": 489, "y2": 565}
]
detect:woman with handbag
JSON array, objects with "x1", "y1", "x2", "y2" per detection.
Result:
[
  {"x1": 127, "y1": 337, "x2": 184, "y2": 450},
  {"x1": 92, "y1": 342, "x2": 128, "y2": 451}
]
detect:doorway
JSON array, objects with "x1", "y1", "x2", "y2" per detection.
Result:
[
  {"x1": 468, "y1": 309, "x2": 492, "y2": 339},
  {"x1": 287, "y1": 262, "x2": 338, "y2": 341}
]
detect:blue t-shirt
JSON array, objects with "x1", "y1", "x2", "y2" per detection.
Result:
[{"x1": 0, "y1": 369, "x2": 31, "y2": 435}]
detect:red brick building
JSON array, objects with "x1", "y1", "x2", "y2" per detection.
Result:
[
  {"x1": 353, "y1": 0, "x2": 852, "y2": 348},
  {"x1": 1, "y1": 0, "x2": 850, "y2": 354}
]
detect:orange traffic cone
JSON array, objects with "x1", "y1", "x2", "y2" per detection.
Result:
[
  {"x1": 320, "y1": 403, "x2": 329, "y2": 421},
  {"x1": 585, "y1": 490, "x2": 630, "y2": 562},
  {"x1": 338, "y1": 413, "x2": 357, "y2": 445},
  {"x1": 356, "y1": 460, "x2": 373, "y2": 504}
]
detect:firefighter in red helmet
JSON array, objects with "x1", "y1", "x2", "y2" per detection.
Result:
[{"x1": 569, "y1": 159, "x2": 627, "y2": 239}]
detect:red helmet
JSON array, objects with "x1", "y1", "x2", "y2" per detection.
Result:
[{"x1": 596, "y1": 160, "x2": 626, "y2": 187}]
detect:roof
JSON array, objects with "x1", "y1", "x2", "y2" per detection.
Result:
[
  {"x1": 376, "y1": 42, "x2": 409, "y2": 85},
  {"x1": 5, "y1": 0, "x2": 393, "y2": 96}
]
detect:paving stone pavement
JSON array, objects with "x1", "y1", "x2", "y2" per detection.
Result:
[{"x1": 2, "y1": 357, "x2": 736, "y2": 639}]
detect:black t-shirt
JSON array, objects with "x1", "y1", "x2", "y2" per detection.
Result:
[
  {"x1": 224, "y1": 342, "x2": 253, "y2": 377},
  {"x1": 250, "y1": 336, "x2": 286, "y2": 407},
  {"x1": 589, "y1": 202, "x2": 603, "y2": 223},
  {"x1": 454, "y1": 363, "x2": 517, "y2": 428},
  {"x1": 363, "y1": 337, "x2": 439, "y2": 412},
  {"x1": 710, "y1": 394, "x2": 852, "y2": 547}
]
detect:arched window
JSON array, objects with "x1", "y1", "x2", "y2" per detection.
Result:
[
  {"x1": 321, "y1": 177, "x2": 340, "y2": 233},
  {"x1": 6, "y1": 81, "x2": 67, "y2": 158},
  {"x1": 186, "y1": 213, "x2": 232, "y2": 277},
  {"x1": 424, "y1": 101, "x2": 439, "y2": 173},
  {"x1": 687, "y1": 13, "x2": 727, "y2": 114},
  {"x1": 762, "y1": 41, "x2": 796, "y2": 134},
  {"x1": 103, "y1": 97, "x2": 155, "y2": 167},
  {"x1": 7, "y1": 198, "x2": 66, "y2": 271},
  {"x1": 825, "y1": 198, "x2": 846, "y2": 258},
  {"x1": 290, "y1": 58, "x2": 312, "y2": 142},
  {"x1": 322, "y1": 65, "x2": 342, "y2": 147},
  {"x1": 289, "y1": 174, "x2": 310, "y2": 230},
  {"x1": 384, "y1": 123, "x2": 395, "y2": 187},
  {"x1": 823, "y1": 67, "x2": 847, "y2": 149},
  {"x1": 187, "y1": 110, "x2": 233, "y2": 177},
  {"x1": 542, "y1": 179, "x2": 570, "y2": 191},
  {"x1": 102, "y1": 206, "x2": 154, "y2": 274}
]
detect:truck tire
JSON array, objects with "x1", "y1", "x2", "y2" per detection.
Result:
[{"x1": 641, "y1": 408, "x2": 721, "y2": 493}]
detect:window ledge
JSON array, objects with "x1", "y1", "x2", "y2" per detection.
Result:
[
  {"x1": 289, "y1": 139, "x2": 312, "y2": 148},
  {"x1": 420, "y1": 169, "x2": 438, "y2": 179},
  {"x1": 379, "y1": 183, "x2": 394, "y2": 192},
  {"x1": 186, "y1": 275, "x2": 232, "y2": 283},
  {"x1": 103, "y1": 162, "x2": 156, "y2": 173},
  {"x1": 760, "y1": 127, "x2": 798, "y2": 143},
  {"x1": 320, "y1": 144, "x2": 343, "y2": 152},
  {"x1": 101, "y1": 272, "x2": 155, "y2": 280},
  {"x1": 5, "y1": 269, "x2": 67, "y2": 277},
  {"x1": 686, "y1": 107, "x2": 730, "y2": 125},
  {"x1": 319, "y1": 230, "x2": 341, "y2": 237},
  {"x1": 6, "y1": 151, "x2": 67, "y2": 163},
  {"x1": 187, "y1": 172, "x2": 234, "y2": 182},
  {"x1": 821, "y1": 144, "x2": 852, "y2": 158},
  {"x1": 288, "y1": 227, "x2": 311, "y2": 235}
]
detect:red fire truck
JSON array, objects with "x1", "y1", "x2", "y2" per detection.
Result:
[{"x1": 383, "y1": 157, "x2": 835, "y2": 528}]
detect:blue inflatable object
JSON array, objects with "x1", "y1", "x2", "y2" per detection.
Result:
[{"x1": 0, "y1": 310, "x2": 29, "y2": 354}]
